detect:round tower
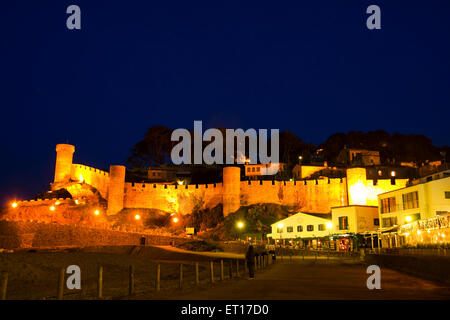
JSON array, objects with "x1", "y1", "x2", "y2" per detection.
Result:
[
  {"x1": 223, "y1": 166, "x2": 241, "y2": 217},
  {"x1": 54, "y1": 144, "x2": 75, "y2": 183},
  {"x1": 346, "y1": 167, "x2": 368, "y2": 205},
  {"x1": 107, "y1": 165, "x2": 126, "y2": 215}
]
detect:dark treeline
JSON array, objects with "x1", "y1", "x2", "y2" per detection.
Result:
[{"x1": 126, "y1": 126, "x2": 450, "y2": 183}]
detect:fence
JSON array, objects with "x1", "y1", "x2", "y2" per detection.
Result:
[{"x1": 0, "y1": 255, "x2": 274, "y2": 300}]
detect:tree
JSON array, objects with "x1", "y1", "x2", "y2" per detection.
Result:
[{"x1": 127, "y1": 126, "x2": 172, "y2": 167}]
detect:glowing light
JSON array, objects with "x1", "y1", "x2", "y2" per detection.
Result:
[
  {"x1": 79, "y1": 174, "x2": 84, "y2": 182},
  {"x1": 417, "y1": 230, "x2": 421, "y2": 235},
  {"x1": 298, "y1": 156, "x2": 303, "y2": 160},
  {"x1": 135, "y1": 214, "x2": 141, "y2": 220},
  {"x1": 237, "y1": 221, "x2": 244, "y2": 229},
  {"x1": 170, "y1": 213, "x2": 176, "y2": 216},
  {"x1": 177, "y1": 180, "x2": 184, "y2": 185},
  {"x1": 442, "y1": 233, "x2": 446, "y2": 238},
  {"x1": 348, "y1": 181, "x2": 367, "y2": 205},
  {"x1": 12, "y1": 202, "x2": 18, "y2": 208},
  {"x1": 405, "y1": 216, "x2": 412, "y2": 223},
  {"x1": 289, "y1": 178, "x2": 293, "y2": 182},
  {"x1": 391, "y1": 171, "x2": 396, "y2": 177},
  {"x1": 75, "y1": 199, "x2": 79, "y2": 205},
  {"x1": 50, "y1": 206, "x2": 55, "y2": 211},
  {"x1": 55, "y1": 201, "x2": 60, "y2": 205},
  {"x1": 404, "y1": 232, "x2": 409, "y2": 236},
  {"x1": 326, "y1": 222, "x2": 333, "y2": 230},
  {"x1": 173, "y1": 217, "x2": 179, "y2": 223},
  {"x1": 277, "y1": 223, "x2": 284, "y2": 229},
  {"x1": 94, "y1": 210, "x2": 100, "y2": 216}
]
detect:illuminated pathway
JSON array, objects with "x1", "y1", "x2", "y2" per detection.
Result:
[{"x1": 163, "y1": 260, "x2": 450, "y2": 300}]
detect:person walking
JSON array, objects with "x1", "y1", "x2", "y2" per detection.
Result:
[{"x1": 246, "y1": 245, "x2": 256, "y2": 279}]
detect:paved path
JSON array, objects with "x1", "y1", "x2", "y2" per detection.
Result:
[{"x1": 165, "y1": 260, "x2": 450, "y2": 300}]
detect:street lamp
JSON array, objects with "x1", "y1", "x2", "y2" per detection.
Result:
[
  {"x1": 405, "y1": 216, "x2": 412, "y2": 223},
  {"x1": 173, "y1": 217, "x2": 179, "y2": 223}
]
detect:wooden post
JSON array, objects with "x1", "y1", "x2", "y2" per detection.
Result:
[
  {"x1": 97, "y1": 266, "x2": 103, "y2": 299},
  {"x1": 254, "y1": 256, "x2": 257, "y2": 270},
  {"x1": 195, "y1": 263, "x2": 199, "y2": 286},
  {"x1": 57, "y1": 267, "x2": 65, "y2": 300},
  {"x1": 179, "y1": 264, "x2": 183, "y2": 289},
  {"x1": 236, "y1": 260, "x2": 240, "y2": 277},
  {"x1": 210, "y1": 261, "x2": 214, "y2": 284},
  {"x1": 1, "y1": 272, "x2": 8, "y2": 301},
  {"x1": 129, "y1": 265, "x2": 135, "y2": 296},
  {"x1": 156, "y1": 264, "x2": 161, "y2": 292},
  {"x1": 220, "y1": 260, "x2": 224, "y2": 281}
]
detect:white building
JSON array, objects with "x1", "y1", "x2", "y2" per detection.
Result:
[
  {"x1": 267, "y1": 212, "x2": 332, "y2": 248},
  {"x1": 377, "y1": 170, "x2": 450, "y2": 247}
]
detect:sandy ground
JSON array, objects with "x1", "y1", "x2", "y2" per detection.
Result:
[{"x1": 0, "y1": 245, "x2": 243, "y2": 300}]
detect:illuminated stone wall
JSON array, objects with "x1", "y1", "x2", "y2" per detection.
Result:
[
  {"x1": 71, "y1": 164, "x2": 110, "y2": 198},
  {"x1": 240, "y1": 179, "x2": 347, "y2": 213},
  {"x1": 123, "y1": 182, "x2": 224, "y2": 214}
]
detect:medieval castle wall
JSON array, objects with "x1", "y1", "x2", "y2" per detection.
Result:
[{"x1": 45, "y1": 144, "x2": 410, "y2": 217}]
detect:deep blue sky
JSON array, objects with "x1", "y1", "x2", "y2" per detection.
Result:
[{"x1": 1, "y1": 1, "x2": 450, "y2": 205}]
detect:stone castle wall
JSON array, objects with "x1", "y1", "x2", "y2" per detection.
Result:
[
  {"x1": 71, "y1": 164, "x2": 110, "y2": 198},
  {"x1": 46, "y1": 144, "x2": 409, "y2": 217},
  {"x1": 123, "y1": 182, "x2": 224, "y2": 214},
  {"x1": 240, "y1": 178, "x2": 348, "y2": 213}
]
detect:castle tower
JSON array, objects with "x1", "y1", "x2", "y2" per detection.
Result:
[
  {"x1": 346, "y1": 167, "x2": 368, "y2": 205},
  {"x1": 107, "y1": 165, "x2": 126, "y2": 215},
  {"x1": 223, "y1": 166, "x2": 241, "y2": 217},
  {"x1": 54, "y1": 144, "x2": 75, "y2": 184}
]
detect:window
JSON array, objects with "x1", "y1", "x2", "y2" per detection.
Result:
[
  {"x1": 287, "y1": 226, "x2": 293, "y2": 233},
  {"x1": 374, "y1": 218, "x2": 380, "y2": 226},
  {"x1": 252, "y1": 167, "x2": 255, "y2": 172},
  {"x1": 381, "y1": 197, "x2": 396, "y2": 213},
  {"x1": 445, "y1": 191, "x2": 450, "y2": 199},
  {"x1": 277, "y1": 227, "x2": 283, "y2": 233},
  {"x1": 402, "y1": 191, "x2": 419, "y2": 210},
  {"x1": 382, "y1": 217, "x2": 397, "y2": 228},
  {"x1": 338, "y1": 216, "x2": 349, "y2": 230},
  {"x1": 318, "y1": 224, "x2": 326, "y2": 231},
  {"x1": 307, "y1": 225, "x2": 314, "y2": 231},
  {"x1": 247, "y1": 168, "x2": 251, "y2": 172},
  {"x1": 257, "y1": 167, "x2": 260, "y2": 172},
  {"x1": 297, "y1": 225, "x2": 303, "y2": 232}
]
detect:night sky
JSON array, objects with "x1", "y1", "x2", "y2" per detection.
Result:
[{"x1": 1, "y1": 0, "x2": 450, "y2": 205}]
